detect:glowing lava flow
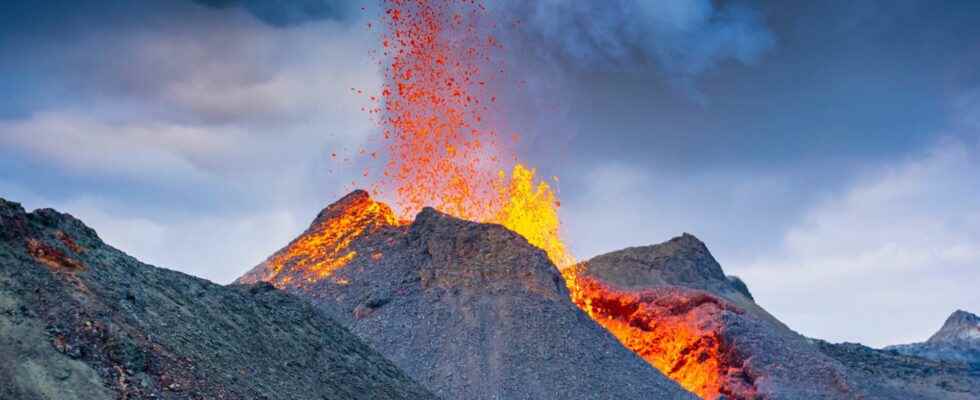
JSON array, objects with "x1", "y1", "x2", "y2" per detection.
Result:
[
  {"x1": 563, "y1": 270, "x2": 754, "y2": 400},
  {"x1": 238, "y1": 192, "x2": 401, "y2": 288},
  {"x1": 356, "y1": 2, "x2": 741, "y2": 398},
  {"x1": 370, "y1": 0, "x2": 574, "y2": 267}
]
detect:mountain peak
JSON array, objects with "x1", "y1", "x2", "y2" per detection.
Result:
[
  {"x1": 309, "y1": 189, "x2": 394, "y2": 228},
  {"x1": 237, "y1": 190, "x2": 401, "y2": 286},
  {"x1": 579, "y1": 233, "x2": 729, "y2": 293},
  {"x1": 0, "y1": 197, "x2": 26, "y2": 216},
  {"x1": 928, "y1": 309, "x2": 980, "y2": 343},
  {"x1": 235, "y1": 193, "x2": 696, "y2": 400}
]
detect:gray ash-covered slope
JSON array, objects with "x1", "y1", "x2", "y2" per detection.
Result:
[
  {"x1": 573, "y1": 234, "x2": 858, "y2": 399},
  {"x1": 574, "y1": 233, "x2": 980, "y2": 399},
  {"x1": 237, "y1": 190, "x2": 696, "y2": 400},
  {"x1": 579, "y1": 233, "x2": 782, "y2": 327},
  {"x1": 0, "y1": 197, "x2": 436, "y2": 400},
  {"x1": 885, "y1": 310, "x2": 980, "y2": 366},
  {"x1": 816, "y1": 340, "x2": 980, "y2": 399}
]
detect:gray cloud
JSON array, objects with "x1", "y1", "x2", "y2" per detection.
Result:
[
  {"x1": 490, "y1": 0, "x2": 775, "y2": 79},
  {"x1": 737, "y1": 138, "x2": 980, "y2": 347},
  {"x1": 0, "y1": 0, "x2": 382, "y2": 281}
]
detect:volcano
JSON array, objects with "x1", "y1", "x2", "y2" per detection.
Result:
[
  {"x1": 237, "y1": 190, "x2": 696, "y2": 400},
  {"x1": 0, "y1": 198, "x2": 435, "y2": 400},
  {"x1": 566, "y1": 234, "x2": 980, "y2": 399}
]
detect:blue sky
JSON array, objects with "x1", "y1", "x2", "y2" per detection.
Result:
[{"x1": 1, "y1": 0, "x2": 978, "y2": 347}]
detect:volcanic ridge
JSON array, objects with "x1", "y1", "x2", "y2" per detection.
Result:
[
  {"x1": 0, "y1": 197, "x2": 435, "y2": 400},
  {"x1": 238, "y1": 190, "x2": 696, "y2": 400},
  {"x1": 3, "y1": 191, "x2": 979, "y2": 400},
  {"x1": 238, "y1": 190, "x2": 980, "y2": 399}
]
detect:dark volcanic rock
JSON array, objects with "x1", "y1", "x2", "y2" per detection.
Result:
[
  {"x1": 0, "y1": 197, "x2": 435, "y2": 400},
  {"x1": 573, "y1": 233, "x2": 980, "y2": 399},
  {"x1": 816, "y1": 340, "x2": 980, "y2": 399},
  {"x1": 578, "y1": 233, "x2": 781, "y2": 328},
  {"x1": 885, "y1": 310, "x2": 980, "y2": 366},
  {"x1": 238, "y1": 191, "x2": 696, "y2": 400}
]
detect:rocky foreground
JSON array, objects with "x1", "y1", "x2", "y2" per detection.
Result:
[{"x1": 0, "y1": 198, "x2": 435, "y2": 400}]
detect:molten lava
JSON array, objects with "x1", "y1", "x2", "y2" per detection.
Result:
[
  {"x1": 494, "y1": 165, "x2": 574, "y2": 267},
  {"x1": 375, "y1": 0, "x2": 507, "y2": 222},
  {"x1": 367, "y1": 0, "x2": 573, "y2": 268},
  {"x1": 564, "y1": 270, "x2": 755, "y2": 400},
  {"x1": 352, "y1": 1, "x2": 747, "y2": 398},
  {"x1": 247, "y1": 192, "x2": 401, "y2": 288}
]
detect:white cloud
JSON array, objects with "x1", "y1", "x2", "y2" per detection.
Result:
[
  {"x1": 737, "y1": 140, "x2": 980, "y2": 347},
  {"x1": 563, "y1": 161, "x2": 802, "y2": 265}
]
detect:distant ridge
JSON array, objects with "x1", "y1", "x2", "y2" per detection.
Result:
[
  {"x1": 886, "y1": 309, "x2": 980, "y2": 367},
  {"x1": 929, "y1": 310, "x2": 980, "y2": 343}
]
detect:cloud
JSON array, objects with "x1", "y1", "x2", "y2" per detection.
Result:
[
  {"x1": 490, "y1": 0, "x2": 775, "y2": 79},
  {"x1": 191, "y1": 0, "x2": 353, "y2": 27},
  {"x1": 0, "y1": 7, "x2": 380, "y2": 187},
  {"x1": 0, "y1": 0, "x2": 384, "y2": 279},
  {"x1": 953, "y1": 87, "x2": 980, "y2": 130},
  {"x1": 736, "y1": 139, "x2": 980, "y2": 347},
  {"x1": 0, "y1": 182, "x2": 304, "y2": 283},
  {"x1": 0, "y1": 112, "x2": 224, "y2": 184},
  {"x1": 562, "y1": 161, "x2": 811, "y2": 266}
]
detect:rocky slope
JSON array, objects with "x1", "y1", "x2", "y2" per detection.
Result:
[
  {"x1": 567, "y1": 233, "x2": 980, "y2": 399},
  {"x1": 238, "y1": 190, "x2": 696, "y2": 400},
  {"x1": 816, "y1": 340, "x2": 979, "y2": 399},
  {"x1": 0, "y1": 197, "x2": 436, "y2": 400},
  {"x1": 885, "y1": 310, "x2": 980, "y2": 366}
]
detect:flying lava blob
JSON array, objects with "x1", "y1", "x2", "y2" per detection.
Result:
[{"x1": 363, "y1": 0, "x2": 574, "y2": 267}]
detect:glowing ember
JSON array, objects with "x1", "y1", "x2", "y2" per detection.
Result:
[
  {"x1": 375, "y1": 0, "x2": 506, "y2": 222},
  {"x1": 366, "y1": 0, "x2": 574, "y2": 267},
  {"x1": 241, "y1": 192, "x2": 401, "y2": 287}
]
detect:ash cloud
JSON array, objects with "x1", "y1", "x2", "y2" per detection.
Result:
[
  {"x1": 489, "y1": 0, "x2": 775, "y2": 79},
  {"x1": 192, "y1": 0, "x2": 351, "y2": 27}
]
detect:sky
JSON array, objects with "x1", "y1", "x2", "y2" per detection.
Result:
[{"x1": 1, "y1": 0, "x2": 978, "y2": 347}]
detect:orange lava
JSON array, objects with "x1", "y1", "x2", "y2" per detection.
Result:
[
  {"x1": 494, "y1": 165, "x2": 574, "y2": 267},
  {"x1": 376, "y1": 0, "x2": 506, "y2": 222},
  {"x1": 252, "y1": 193, "x2": 401, "y2": 287},
  {"x1": 354, "y1": 2, "x2": 741, "y2": 398},
  {"x1": 368, "y1": 0, "x2": 574, "y2": 267},
  {"x1": 563, "y1": 270, "x2": 744, "y2": 400}
]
